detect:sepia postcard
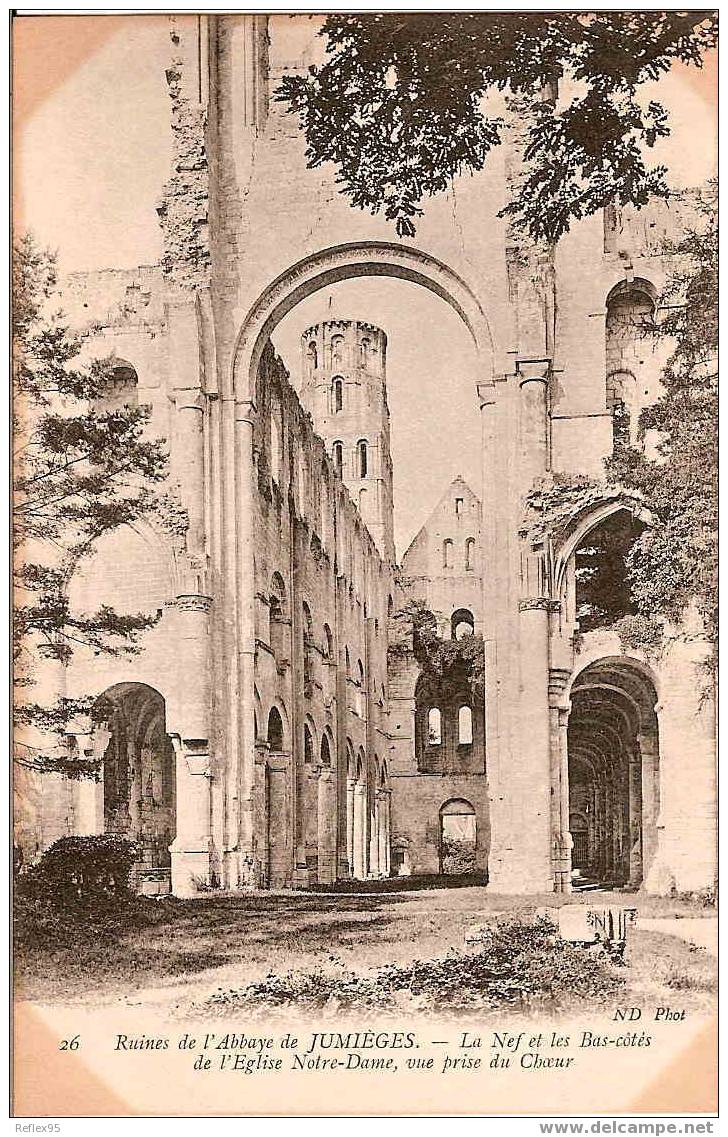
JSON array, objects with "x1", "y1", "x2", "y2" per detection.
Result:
[{"x1": 11, "y1": 10, "x2": 718, "y2": 1120}]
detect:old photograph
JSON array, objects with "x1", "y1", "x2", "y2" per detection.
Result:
[{"x1": 12, "y1": 11, "x2": 717, "y2": 1118}]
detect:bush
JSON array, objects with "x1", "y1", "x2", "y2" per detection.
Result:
[
  {"x1": 441, "y1": 837, "x2": 476, "y2": 875},
  {"x1": 206, "y1": 915, "x2": 624, "y2": 1018},
  {"x1": 18, "y1": 834, "x2": 138, "y2": 910}
]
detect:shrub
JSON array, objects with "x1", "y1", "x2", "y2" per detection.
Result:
[
  {"x1": 206, "y1": 915, "x2": 624, "y2": 1018},
  {"x1": 441, "y1": 837, "x2": 476, "y2": 875},
  {"x1": 20, "y1": 834, "x2": 138, "y2": 910}
]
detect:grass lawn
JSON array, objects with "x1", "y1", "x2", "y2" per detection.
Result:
[{"x1": 14, "y1": 883, "x2": 716, "y2": 1018}]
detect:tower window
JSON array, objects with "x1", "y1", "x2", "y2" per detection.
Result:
[
  {"x1": 443, "y1": 539, "x2": 453, "y2": 569},
  {"x1": 455, "y1": 497, "x2": 464, "y2": 515},
  {"x1": 307, "y1": 341, "x2": 318, "y2": 371},
  {"x1": 331, "y1": 334, "x2": 345, "y2": 365},
  {"x1": 332, "y1": 377, "x2": 344, "y2": 413},
  {"x1": 360, "y1": 338, "x2": 370, "y2": 365},
  {"x1": 427, "y1": 708, "x2": 442, "y2": 746},
  {"x1": 458, "y1": 705, "x2": 473, "y2": 746},
  {"x1": 332, "y1": 441, "x2": 344, "y2": 474},
  {"x1": 357, "y1": 439, "x2": 368, "y2": 479},
  {"x1": 451, "y1": 608, "x2": 475, "y2": 640},
  {"x1": 465, "y1": 537, "x2": 475, "y2": 571}
]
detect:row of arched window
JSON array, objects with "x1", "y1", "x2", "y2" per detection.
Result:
[
  {"x1": 269, "y1": 574, "x2": 379, "y2": 710},
  {"x1": 332, "y1": 439, "x2": 368, "y2": 479},
  {"x1": 427, "y1": 705, "x2": 473, "y2": 747},
  {"x1": 442, "y1": 537, "x2": 476, "y2": 570},
  {"x1": 306, "y1": 337, "x2": 375, "y2": 373}
]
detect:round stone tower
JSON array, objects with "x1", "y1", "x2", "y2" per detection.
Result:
[{"x1": 300, "y1": 318, "x2": 395, "y2": 563}]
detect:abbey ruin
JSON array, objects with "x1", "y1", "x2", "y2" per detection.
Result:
[{"x1": 15, "y1": 14, "x2": 716, "y2": 899}]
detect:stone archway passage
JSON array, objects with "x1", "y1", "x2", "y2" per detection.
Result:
[
  {"x1": 567, "y1": 659, "x2": 659, "y2": 888},
  {"x1": 94, "y1": 683, "x2": 176, "y2": 895},
  {"x1": 439, "y1": 798, "x2": 477, "y2": 875}
]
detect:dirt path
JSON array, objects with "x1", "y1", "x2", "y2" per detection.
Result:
[{"x1": 638, "y1": 916, "x2": 717, "y2": 956}]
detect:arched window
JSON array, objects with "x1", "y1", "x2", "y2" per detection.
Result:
[
  {"x1": 465, "y1": 537, "x2": 476, "y2": 571},
  {"x1": 302, "y1": 602, "x2": 314, "y2": 693},
  {"x1": 345, "y1": 646, "x2": 351, "y2": 676},
  {"x1": 267, "y1": 707, "x2": 284, "y2": 752},
  {"x1": 360, "y1": 338, "x2": 370, "y2": 366},
  {"x1": 443, "y1": 539, "x2": 453, "y2": 569},
  {"x1": 307, "y1": 341, "x2": 318, "y2": 371},
  {"x1": 458, "y1": 706, "x2": 473, "y2": 745},
  {"x1": 322, "y1": 623, "x2": 334, "y2": 659},
  {"x1": 320, "y1": 734, "x2": 332, "y2": 767},
  {"x1": 332, "y1": 441, "x2": 344, "y2": 474},
  {"x1": 451, "y1": 608, "x2": 475, "y2": 640},
  {"x1": 331, "y1": 334, "x2": 345, "y2": 365},
  {"x1": 304, "y1": 722, "x2": 314, "y2": 765},
  {"x1": 269, "y1": 572, "x2": 287, "y2": 660},
  {"x1": 356, "y1": 659, "x2": 366, "y2": 716},
  {"x1": 332, "y1": 377, "x2": 344, "y2": 413},
  {"x1": 428, "y1": 707, "x2": 442, "y2": 746},
  {"x1": 356, "y1": 440, "x2": 368, "y2": 479},
  {"x1": 605, "y1": 278, "x2": 657, "y2": 444},
  {"x1": 96, "y1": 362, "x2": 138, "y2": 413}
]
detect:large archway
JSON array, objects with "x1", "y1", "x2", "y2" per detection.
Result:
[
  {"x1": 567, "y1": 659, "x2": 660, "y2": 888},
  {"x1": 232, "y1": 242, "x2": 494, "y2": 399},
  {"x1": 94, "y1": 682, "x2": 176, "y2": 894}
]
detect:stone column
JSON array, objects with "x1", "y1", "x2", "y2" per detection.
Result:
[
  {"x1": 548, "y1": 668, "x2": 572, "y2": 893},
  {"x1": 628, "y1": 747, "x2": 643, "y2": 885},
  {"x1": 167, "y1": 593, "x2": 214, "y2": 895},
  {"x1": 317, "y1": 767, "x2": 336, "y2": 884},
  {"x1": 377, "y1": 789, "x2": 391, "y2": 878},
  {"x1": 169, "y1": 739, "x2": 211, "y2": 898},
  {"x1": 517, "y1": 358, "x2": 550, "y2": 486},
  {"x1": 353, "y1": 782, "x2": 367, "y2": 879},
  {"x1": 235, "y1": 398, "x2": 257, "y2": 885},
  {"x1": 173, "y1": 387, "x2": 206, "y2": 556},
  {"x1": 346, "y1": 777, "x2": 355, "y2": 877},
  {"x1": 639, "y1": 729, "x2": 659, "y2": 885}
]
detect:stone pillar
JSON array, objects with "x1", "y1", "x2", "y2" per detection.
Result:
[
  {"x1": 353, "y1": 782, "x2": 367, "y2": 879},
  {"x1": 517, "y1": 359, "x2": 550, "y2": 485},
  {"x1": 173, "y1": 387, "x2": 206, "y2": 557},
  {"x1": 548, "y1": 668, "x2": 572, "y2": 893},
  {"x1": 628, "y1": 748, "x2": 643, "y2": 885},
  {"x1": 169, "y1": 740, "x2": 211, "y2": 898},
  {"x1": 377, "y1": 789, "x2": 391, "y2": 877},
  {"x1": 235, "y1": 398, "x2": 257, "y2": 885},
  {"x1": 317, "y1": 767, "x2": 336, "y2": 884},
  {"x1": 346, "y1": 777, "x2": 355, "y2": 877},
  {"x1": 167, "y1": 593, "x2": 214, "y2": 895},
  {"x1": 639, "y1": 729, "x2": 659, "y2": 885},
  {"x1": 507, "y1": 596, "x2": 555, "y2": 893}
]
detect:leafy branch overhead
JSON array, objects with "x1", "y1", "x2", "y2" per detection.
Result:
[{"x1": 277, "y1": 13, "x2": 717, "y2": 242}]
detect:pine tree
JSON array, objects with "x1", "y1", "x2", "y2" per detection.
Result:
[{"x1": 13, "y1": 234, "x2": 169, "y2": 775}]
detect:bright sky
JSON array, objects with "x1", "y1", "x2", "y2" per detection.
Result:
[{"x1": 14, "y1": 15, "x2": 717, "y2": 555}]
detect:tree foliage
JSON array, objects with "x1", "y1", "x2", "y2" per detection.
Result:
[
  {"x1": 389, "y1": 598, "x2": 484, "y2": 701},
  {"x1": 13, "y1": 234, "x2": 169, "y2": 772},
  {"x1": 606, "y1": 185, "x2": 717, "y2": 648},
  {"x1": 277, "y1": 13, "x2": 716, "y2": 242}
]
